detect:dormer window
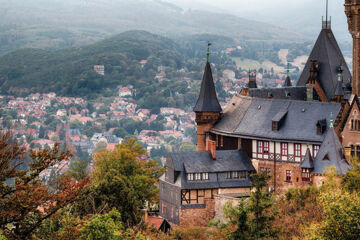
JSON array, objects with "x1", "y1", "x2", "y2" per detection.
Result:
[
  {"x1": 202, "y1": 172, "x2": 209, "y2": 180},
  {"x1": 188, "y1": 172, "x2": 209, "y2": 181},
  {"x1": 317, "y1": 119, "x2": 327, "y2": 135},
  {"x1": 187, "y1": 173, "x2": 194, "y2": 181},
  {"x1": 195, "y1": 173, "x2": 201, "y2": 181}
]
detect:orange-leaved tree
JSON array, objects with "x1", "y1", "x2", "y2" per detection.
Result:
[{"x1": 0, "y1": 132, "x2": 88, "y2": 240}]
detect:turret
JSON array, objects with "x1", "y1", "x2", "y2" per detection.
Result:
[{"x1": 193, "y1": 43, "x2": 222, "y2": 151}]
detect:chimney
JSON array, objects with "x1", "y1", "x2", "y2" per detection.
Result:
[
  {"x1": 141, "y1": 208, "x2": 148, "y2": 223},
  {"x1": 206, "y1": 139, "x2": 217, "y2": 160}
]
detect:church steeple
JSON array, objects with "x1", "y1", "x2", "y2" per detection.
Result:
[{"x1": 194, "y1": 43, "x2": 222, "y2": 151}]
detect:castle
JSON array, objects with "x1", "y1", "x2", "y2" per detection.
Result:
[{"x1": 159, "y1": 1, "x2": 360, "y2": 226}]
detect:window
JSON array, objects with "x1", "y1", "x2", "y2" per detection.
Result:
[
  {"x1": 260, "y1": 167, "x2": 265, "y2": 173},
  {"x1": 281, "y1": 143, "x2": 288, "y2": 156},
  {"x1": 240, "y1": 171, "x2": 247, "y2": 179},
  {"x1": 187, "y1": 173, "x2": 194, "y2": 181},
  {"x1": 202, "y1": 172, "x2": 209, "y2": 180},
  {"x1": 294, "y1": 144, "x2": 301, "y2": 157},
  {"x1": 286, "y1": 170, "x2": 291, "y2": 182},
  {"x1": 233, "y1": 171, "x2": 239, "y2": 179},
  {"x1": 266, "y1": 168, "x2": 271, "y2": 177},
  {"x1": 351, "y1": 119, "x2": 354, "y2": 130},
  {"x1": 313, "y1": 145, "x2": 320, "y2": 157},
  {"x1": 302, "y1": 168, "x2": 310, "y2": 182},
  {"x1": 257, "y1": 141, "x2": 263, "y2": 154},
  {"x1": 195, "y1": 173, "x2": 201, "y2": 181},
  {"x1": 257, "y1": 141, "x2": 269, "y2": 154},
  {"x1": 226, "y1": 171, "x2": 232, "y2": 179},
  {"x1": 263, "y1": 141, "x2": 269, "y2": 154}
]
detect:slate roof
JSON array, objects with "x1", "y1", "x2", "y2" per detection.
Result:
[
  {"x1": 168, "y1": 150, "x2": 255, "y2": 190},
  {"x1": 212, "y1": 94, "x2": 341, "y2": 143},
  {"x1": 170, "y1": 150, "x2": 255, "y2": 173},
  {"x1": 296, "y1": 28, "x2": 351, "y2": 101},
  {"x1": 249, "y1": 86, "x2": 307, "y2": 101},
  {"x1": 312, "y1": 127, "x2": 351, "y2": 175},
  {"x1": 193, "y1": 62, "x2": 222, "y2": 112},
  {"x1": 300, "y1": 148, "x2": 314, "y2": 168}
]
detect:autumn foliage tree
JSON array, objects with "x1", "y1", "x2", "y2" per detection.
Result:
[
  {"x1": 0, "y1": 132, "x2": 88, "y2": 240},
  {"x1": 73, "y1": 138, "x2": 163, "y2": 226}
]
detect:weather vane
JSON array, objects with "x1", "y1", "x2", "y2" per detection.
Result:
[{"x1": 207, "y1": 42, "x2": 212, "y2": 63}]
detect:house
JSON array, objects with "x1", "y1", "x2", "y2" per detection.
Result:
[
  {"x1": 159, "y1": 147, "x2": 255, "y2": 226},
  {"x1": 159, "y1": 14, "x2": 356, "y2": 227}
]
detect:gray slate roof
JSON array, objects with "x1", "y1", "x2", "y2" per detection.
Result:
[
  {"x1": 312, "y1": 127, "x2": 351, "y2": 175},
  {"x1": 296, "y1": 28, "x2": 351, "y2": 101},
  {"x1": 170, "y1": 150, "x2": 255, "y2": 173},
  {"x1": 300, "y1": 148, "x2": 314, "y2": 168},
  {"x1": 193, "y1": 62, "x2": 222, "y2": 112},
  {"x1": 212, "y1": 94, "x2": 341, "y2": 143},
  {"x1": 249, "y1": 86, "x2": 307, "y2": 101}
]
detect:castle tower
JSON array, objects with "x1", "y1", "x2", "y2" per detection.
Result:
[
  {"x1": 193, "y1": 43, "x2": 222, "y2": 151},
  {"x1": 345, "y1": 0, "x2": 360, "y2": 95}
]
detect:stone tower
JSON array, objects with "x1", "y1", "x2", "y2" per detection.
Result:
[
  {"x1": 193, "y1": 45, "x2": 222, "y2": 151},
  {"x1": 345, "y1": 0, "x2": 360, "y2": 95}
]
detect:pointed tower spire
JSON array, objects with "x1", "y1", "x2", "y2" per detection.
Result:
[
  {"x1": 301, "y1": 146, "x2": 314, "y2": 169},
  {"x1": 284, "y1": 62, "x2": 292, "y2": 87},
  {"x1": 193, "y1": 44, "x2": 222, "y2": 112},
  {"x1": 194, "y1": 43, "x2": 222, "y2": 151}
]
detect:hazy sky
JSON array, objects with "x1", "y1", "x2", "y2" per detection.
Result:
[{"x1": 167, "y1": 0, "x2": 349, "y2": 40}]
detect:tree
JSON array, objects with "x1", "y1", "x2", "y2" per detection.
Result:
[
  {"x1": 224, "y1": 172, "x2": 277, "y2": 240},
  {"x1": 248, "y1": 173, "x2": 277, "y2": 239},
  {"x1": 341, "y1": 156, "x2": 360, "y2": 192},
  {"x1": 80, "y1": 208, "x2": 123, "y2": 240},
  {"x1": 67, "y1": 158, "x2": 89, "y2": 181},
  {"x1": 74, "y1": 139, "x2": 163, "y2": 226},
  {"x1": 0, "y1": 132, "x2": 88, "y2": 239},
  {"x1": 38, "y1": 126, "x2": 46, "y2": 139}
]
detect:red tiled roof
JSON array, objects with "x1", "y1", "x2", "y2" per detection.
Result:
[{"x1": 147, "y1": 216, "x2": 164, "y2": 230}]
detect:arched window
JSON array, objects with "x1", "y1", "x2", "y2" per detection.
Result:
[{"x1": 357, "y1": 145, "x2": 360, "y2": 156}]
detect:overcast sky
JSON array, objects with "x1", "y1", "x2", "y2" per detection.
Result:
[{"x1": 167, "y1": 0, "x2": 350, "y2": 40}]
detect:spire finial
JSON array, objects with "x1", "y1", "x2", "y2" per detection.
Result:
[
  {"x1": 286, "y1": 62, "x2": 290, "y2": 77},
  {"x1": 206, "y1": 42, "x2": 211, "y2": 63},
  {"x1": 329, "y1": 112, "x2": 334, "y2": 128},
  {"x1": 326, "y1": 0, "x2": 328, "y2": 24}
]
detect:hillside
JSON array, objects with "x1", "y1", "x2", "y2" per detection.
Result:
[
  {"x1": 0, "y1": 31, "x2": 188, "y2": 106},
  {"x1": 0, "y1": 0, "x2": 307, "y2": 55}
]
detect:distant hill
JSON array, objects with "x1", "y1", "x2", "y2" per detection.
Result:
[
  {"x1": 0, "y1": 0, "x2": 308, "y2": 55},
  {"x1": 0, "y1": 31, "x2": 186, "y2": 103}
]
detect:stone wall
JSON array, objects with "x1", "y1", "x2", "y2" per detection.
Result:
[
  {"x1": 179, "y1": 199, "x2": 215, "y2": 226},
  {"x1": 213, "y1": 195, "x2": 242, "y2": 223}
]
